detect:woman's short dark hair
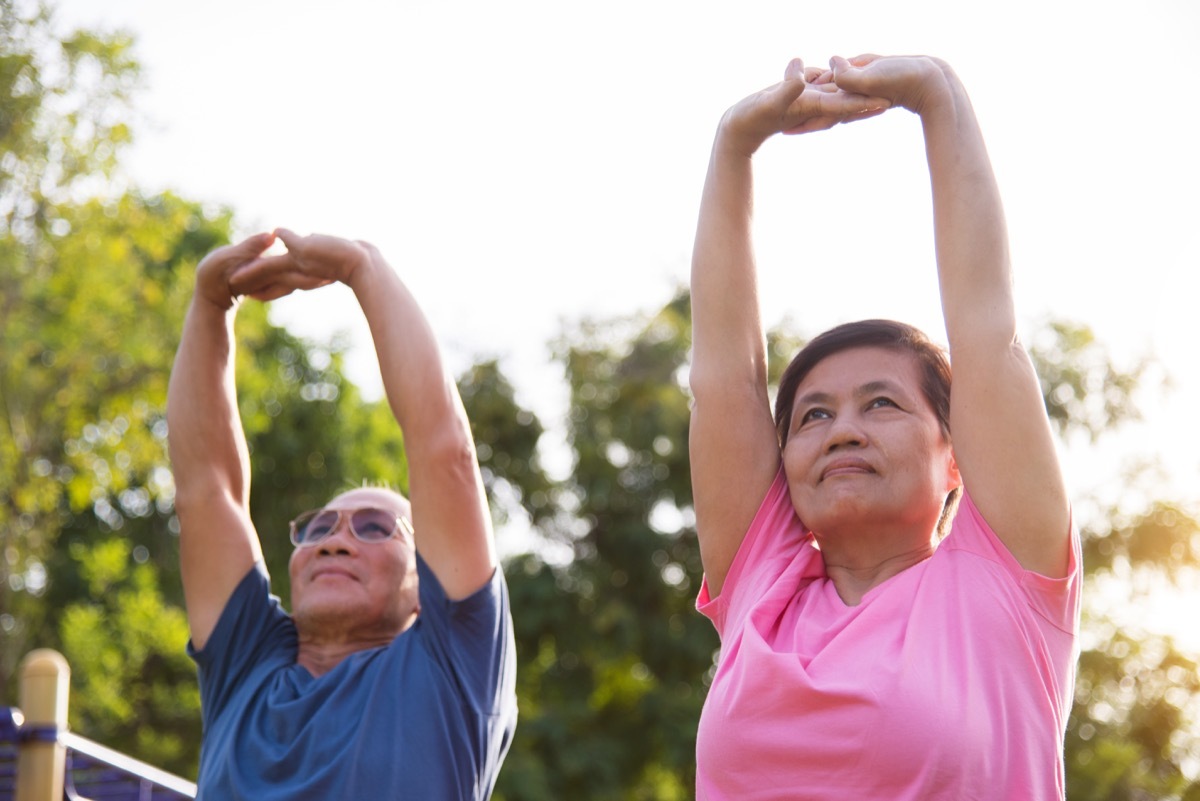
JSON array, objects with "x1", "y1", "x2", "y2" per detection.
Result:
[{"x1": 773, "y1": 319, "x2": 961, "y2": 536}]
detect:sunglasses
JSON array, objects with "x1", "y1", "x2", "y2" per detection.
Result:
[{"x1": 288, "y1": 507, "x2": 414, "y2": 548}]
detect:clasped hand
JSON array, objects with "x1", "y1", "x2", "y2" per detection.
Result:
[
  {"x1": 194, "y1": 229, "x2": 373, "y2": 309},
  {"x1": 720, "y1": 53, "x2": 949, "y2": 155}
]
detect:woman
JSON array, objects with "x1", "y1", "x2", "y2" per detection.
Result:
[{"x1": 689, "y1": 55, "x2": 1080, "y2": 799}]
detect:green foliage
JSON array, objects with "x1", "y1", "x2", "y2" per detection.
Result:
[
  {"x1": 1064, "y1": 484, "x2": 1200, "y2": 798},
  {"x1": 492, "y1": 292, "x2": 714, "y2": 800},
  {"x1": 459, "y1": 359, "x2": 554, "y2": 529},
  {"x1": 1083, "y1": 494, "x2": 1200, "y2": 582},
  {"x1": 59, "y1": 537, "x2": 199, "y2": 775},
  {"x1": 0, "y1": 0, "x2": 139, "y2": 243},
  {"x1": 1067, "y1": 629, "x2": 1200, "y2": 799},
  {"x1": 0, "y1": 183, "x2": 247, "y2": 771},
  {"x1": 1022, "y1": 320, "x2": 1200, "y2": 797},
  {"x1": 0, "y1": 188, "x2": 233, "y2": 696},
  {"x1": 1, "y1": 1, "x2": 150, "y2": 689}
]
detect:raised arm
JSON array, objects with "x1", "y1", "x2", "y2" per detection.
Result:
[
  {"x1": 690, "y1": 60, "x2": 890, "y2": 595},
  {"x1": 231, "y1": 231, "x2": 496, "y2": 600},
  {"x1": 833, "y1": 55, "x2": 1071, "y2": 576},
  {"x1": 167, "y1": 233, "x2": 275, "y2": 649}
]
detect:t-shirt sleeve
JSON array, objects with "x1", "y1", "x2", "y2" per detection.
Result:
[
  {"x1": 696, "y1": 468, "x2": 819, "y2": 638},
  {"x1": 187, "y1": 562, "x2": 297, "y2": 732},
  {"x1": 414, "y1": 554, "x2": 516, "y2": 717},
  {"x1": 945, "y1": 490, "x2": 1082, "y2": 635}
]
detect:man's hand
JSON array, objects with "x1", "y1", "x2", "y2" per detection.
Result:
[
  {"x1": 229, "y1": 228, "x2": 373, "y2": 302},
  {"x1": 194, "y1": 231, "x2": 277, "y2": 310},
  {"x1": 828, "y1": 54, "x2": 952, "y2": 117},
  {"x1": 718, "y1": 57, "x2": 891, "y2": 158}
]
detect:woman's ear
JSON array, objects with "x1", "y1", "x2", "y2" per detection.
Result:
[
  {"x1": 944, "y1": 447, "x2": 962, "y2": 491},
  {"x1": 945, "y1": 450, "x2": 964, "y2": 489}
]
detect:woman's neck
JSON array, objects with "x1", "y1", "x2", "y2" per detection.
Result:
[{"x1": 816, "y1": 532, "x2": 937, "y2": 606}]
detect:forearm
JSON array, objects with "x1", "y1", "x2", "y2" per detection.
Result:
[
  {"x1": 690, "y1": 124, "x2": 770, "y2": 397},
  {"x1": 347, "y1": 251, "x2": 472, "y2": 462},
  {"x1": 167, "y1": 300, "x2": 251, "y2": 509},
  {"x1": 920, "y1": 62, "x2": 1016, "y2": 350},
  {"x1": 346, "y1": 247, "x2": 496, "y2": 597}
]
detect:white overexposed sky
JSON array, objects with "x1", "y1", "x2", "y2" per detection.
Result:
[{"x1": 51, "y1": 1, "x2": 1200, "y2": 644}]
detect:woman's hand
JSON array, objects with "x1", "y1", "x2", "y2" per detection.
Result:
[{"x1": 718, "y1": 57, "x2": 891, "y2": 158}]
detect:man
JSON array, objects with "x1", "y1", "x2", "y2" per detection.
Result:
[{"x1": 167, "y1": 228, "x2": 516, "y2": 799}]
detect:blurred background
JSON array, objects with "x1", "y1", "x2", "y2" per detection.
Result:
[{"x1": 2, "y1": 0, "x2": 1198, "y2": 797}]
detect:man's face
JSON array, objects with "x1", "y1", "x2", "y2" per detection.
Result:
[{"x1": 288, "y1": 488, "x2": 420, "y2": 641}]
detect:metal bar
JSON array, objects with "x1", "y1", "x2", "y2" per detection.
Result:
[{"x1": 58, "y1": 734, "x2": 196, "y2": 798}]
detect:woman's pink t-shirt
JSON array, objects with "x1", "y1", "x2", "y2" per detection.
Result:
[{"x1": 696, "y1": 470, "x2": 1081, "y2": 800}]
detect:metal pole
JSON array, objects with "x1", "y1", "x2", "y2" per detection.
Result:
[{"x1": 16, "y1": 649, "x2": 69, "y2": 801}]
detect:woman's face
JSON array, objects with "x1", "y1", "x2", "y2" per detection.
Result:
[{"x1": 781, "y1": 346, "x2": 959, "y2": 540}]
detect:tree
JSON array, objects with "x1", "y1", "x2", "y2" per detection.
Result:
[
  {"x1": 0, "y1": 0, "x2": 138, "y2": 243},
  {"x1": 1066, "y1": 487, "x2": 1200, "y2": 797},
  {"x1": 1, "y1": 0, "x2": 143, "y2": 692},
  {"x1": 491, "y1": 292, "x2": 704, "y2": 800},
  {"x1": 0, "y1": 189, "x2": 229, "y2": 696},
  {"x1": 1030, "y1": 322, "x2": 1200, "y2": 799}
]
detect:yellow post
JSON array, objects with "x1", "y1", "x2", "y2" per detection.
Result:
[{"x1": 16, "y1": 649, "x2": 70, "y2": 801}]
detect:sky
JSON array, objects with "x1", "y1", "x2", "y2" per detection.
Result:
[{"x1": 51, "y1": 0, "x2": 1200, "y2": 643}]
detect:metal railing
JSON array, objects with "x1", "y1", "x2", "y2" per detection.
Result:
[{"x1": 1, "y1": 650, "x2": 196, "y2": 801}]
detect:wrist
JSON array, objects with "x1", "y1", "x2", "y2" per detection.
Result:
[
  {"x1": 715, "y1": 110, "x2": 770, "y2": 160},
  {"x1": 908, "y1": 58, "x2": 958, "y2": 117},
  {"x1": 187, "y1": 294, "x2": 240, "y2": 341},
  {"x1": 343, "y1": 242, "x2": 385, "y2": 293},
  {"x1": 193, "y1": 287, "x2": 240, "y2": 316}
]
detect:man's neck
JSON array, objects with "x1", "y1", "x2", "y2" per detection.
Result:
[{"x1": 295, "y1": 635, "x2": 394, "y2": 677}]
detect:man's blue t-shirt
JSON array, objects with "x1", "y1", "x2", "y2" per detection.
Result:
[{"x1": 188, "y1": 555, "x2": 517, "y2": 800}]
